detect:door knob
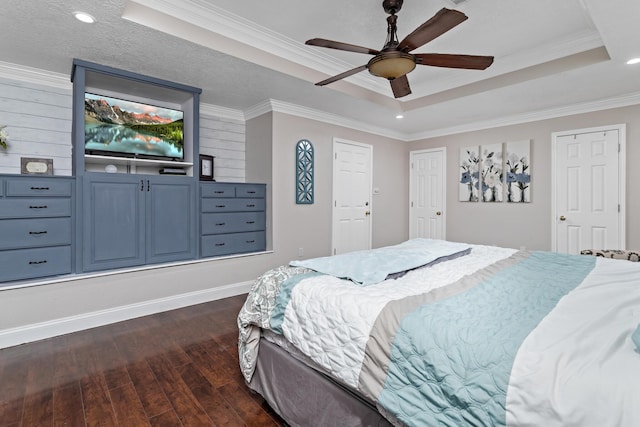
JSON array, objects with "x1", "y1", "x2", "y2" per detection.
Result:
[
  {"x1": 559, "y1": 215, "x2": 566, "y2": 221},
  {"x1": 436, "y1": 211, "x2": 442, "y2": 216},
  {"x1": 365, "y1": 211, "x2": 370, "y2": 216}
]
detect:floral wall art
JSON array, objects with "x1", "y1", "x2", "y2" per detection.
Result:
[
  {"x1": 505, "y1": 139, "x2": 531, "y2": 203},
  {"x1": 458, "y1": 140, "x2": 532, "y2": 204},
  {"x1": 480, "y1": 143, "x2": 503, "y2": 202},
  {"x1": 459, "y1": 146, "x2": 480, "y2": 202}
]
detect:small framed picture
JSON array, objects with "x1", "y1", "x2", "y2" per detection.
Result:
[
  {"x1": 199, "y1": 154, "x2": 215, "y2": 181},
  {"x1": 21, "y1": 157, "x2": 53, "y2": 175}
]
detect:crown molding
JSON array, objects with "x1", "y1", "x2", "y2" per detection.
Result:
[
  {"x1": 245, "y1": 99, "x2": 407, "y2": 141},
  {"x1": 0, "y1": 61, "x2": 70, "y2": 90},
  {"x1": 408, "y1": 91, "x2": 640, "y2": 140},
  {"x1": 200, "y1": 103, "x2": 245, "y2": 122}
]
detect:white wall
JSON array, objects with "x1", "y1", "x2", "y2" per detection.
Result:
[
  {"x1": 0, "y1": 74, "x2": 247, "y2": 180},
  {"x1": 199, "y1": 113, "x2": 246, "y2": 182},
  {"x1": 0, "y1": 77, "x2": 73, "y2": 175}
]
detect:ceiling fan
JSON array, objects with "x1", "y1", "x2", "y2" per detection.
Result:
[{"x1": 305, "y1": 0, "x2": 494, "y2": 98}]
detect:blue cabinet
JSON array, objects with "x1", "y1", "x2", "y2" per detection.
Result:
[
  {"x1": 200, "y1": 183, "x2": 266, "y2": 257},
  {"x1": 0, "y1": 175, "x2": 74, "y2": 284},
  {"x1": 82, "y1": 174, "x2": 196, "y2": 272}
]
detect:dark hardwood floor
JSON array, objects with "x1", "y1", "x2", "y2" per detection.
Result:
[{"x1": 0, "y1": 294, "x2": 284, "y2": 427}]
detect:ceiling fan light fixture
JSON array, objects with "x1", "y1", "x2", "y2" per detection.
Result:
[{"x1": 368, "y1": 51, "x2": 416, "y2": 79}]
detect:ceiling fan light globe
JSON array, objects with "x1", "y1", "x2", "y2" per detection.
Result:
[{"x1": 368, "y1": 52, "x2": 416, "y2": 79}]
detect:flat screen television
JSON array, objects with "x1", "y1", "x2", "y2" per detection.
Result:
[{"x1": 84, "y1": 93, "x2": 184, "y2": 161}]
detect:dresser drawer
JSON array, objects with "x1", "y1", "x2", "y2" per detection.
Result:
[
  {"x1": 0, "y1": 218, "x2": 72, "y2": 250},
  {"x1": 235, "y1": 184, "x2": 265, "y2": 198},
  {"x1": 201, "y1": 231, "x2": 266, "y2": 257},
  {"x1": 201, "y1": 183, "x2": 235, "y2": 198},
  {"x1": 201, "y1": 212, "x2": 266, "y2": 235},
  {"x1": 0, "y1": 199, "x2": 72, "y2": 219},
  {"x1": 201, "y1": 198, "x2": 265, "y2": 213},
  {"x1": 0, "y1": 246, "x2": 72, "y2": 283},
  {"x1": 6, "y1": 178, "x2": 72, "y2": 197}
]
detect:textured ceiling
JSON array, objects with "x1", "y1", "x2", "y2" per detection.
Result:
[{"x1": 1, "y1": 0, "x2": 640, "y2": 139}]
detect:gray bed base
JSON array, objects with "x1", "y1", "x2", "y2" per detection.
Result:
[{"x1": 248, "y1": 337, "x2": 393, "y2": 427}]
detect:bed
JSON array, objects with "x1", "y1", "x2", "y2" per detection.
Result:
[{"x1": 237, "y1": 239, "x2": 640, "y2": 427}]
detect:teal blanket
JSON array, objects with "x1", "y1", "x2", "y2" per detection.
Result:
[
  {"x1": 363, "y1": 251, "x2": 595, "y2": 426},
  {"x1": 290, "y1": 238, "x2": 470, "y2": 285}
]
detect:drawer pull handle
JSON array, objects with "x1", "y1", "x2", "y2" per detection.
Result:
[
  {"x1": 28, "y1": 260, "x2": 48, "y2": 265},
  {"x1": 214, "y1": 191, "x2": 225, "y2": 194},
  {"x1": 246, "y1": 240, "x2": 256, "y2": 244},
  {"x1": 215, "y1": 222, "x2": 226, "y2": 226},
  {"x1": 246, "y1": 204, "x2": 256, "y2": 208},
  {"x1": 29, "y1": 231, "x2": 48, "y2": 235},
  {"x1": 30, "y1": 186, "x2": 50, "y2": 191},
  {"x1": 215, "y1": 243, "x2": 226, "y2": 247},
  {"x1": 29, "y1": 205, "x2": 48, "y2": 209},
  {"x1": 215, "y1": 205, "x2": 226, "y2": 208},
  {"x1": 246, "y1": 221, "x2": 256, "y2": 224}
]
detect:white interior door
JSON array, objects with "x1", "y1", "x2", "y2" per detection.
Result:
[
  {"x1": 332, "y1": 139, "x2": 372, "y2": 255},
  {"x1": 552, "y1": 125, "x2": 625, "y2": 253},
  {"x1": 410, "y1": 148, "x2": 446, "y2": 240}
]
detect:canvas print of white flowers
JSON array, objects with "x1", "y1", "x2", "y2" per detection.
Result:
[
  {"x1": 481, "y1": 143, "x2": 503, "y2": 202},
  {"x1": 505, "y1": 139, "x2": 531, "y2": 203},
  {"x1": 459, "y1": 146, "x2": 480, "y2": 202}
]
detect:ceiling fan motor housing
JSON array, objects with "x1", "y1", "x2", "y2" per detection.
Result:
[{"x1": 383, "y1": 0, "x2": 404, "y2": 15}]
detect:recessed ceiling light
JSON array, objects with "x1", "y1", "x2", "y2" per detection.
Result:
[
  {"x1": 73, "y1": 11, "x2": 96, "y2": 24},
  {"x1": 627, "y1": 58, "x2": 640, "y2": 65},
  {"x1": 396, "y1": 114, "x2": 404, "y2": 119}
]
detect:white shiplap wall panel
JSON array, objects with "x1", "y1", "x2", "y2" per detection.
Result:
[
  {"x1": 199, "y1": 114, "x2": 246, "y2": 182},
  {"x1": 0, "y1": 69, "x2": 247, "y2": 180},
  {"x1": 0, "y1": 77, "x2": 73, "y2": 176}
]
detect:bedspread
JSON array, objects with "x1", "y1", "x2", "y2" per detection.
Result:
[{"x1": 237, "y1": 242, "x2": 640, "y2": 426}]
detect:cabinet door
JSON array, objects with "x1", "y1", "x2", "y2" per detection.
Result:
[
  {"x1": 146, "y1": 177, "x2": 196, "y2": 264},
  {"x1": 83, "y1": 176, "x2": 145, "y2": 272}
]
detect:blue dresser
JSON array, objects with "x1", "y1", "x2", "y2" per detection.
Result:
[
  {"x1": 200, "y1": 183, "x2": 266, "y2": 257},
  {"x1": 0, "y1": 175, "x2": 74, "y2": 283}
]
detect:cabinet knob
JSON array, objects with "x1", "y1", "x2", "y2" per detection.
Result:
[
  {"x1": 559, "y1": 215, "x2": 566, "y2": 221},
  {"x1": 436, "y1": 211, "x2": 442, "y2": 216}
]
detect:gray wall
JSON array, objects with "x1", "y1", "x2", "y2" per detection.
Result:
[
  {"x1": 409, "y1": 104, "x2": 640, "y2": 251},
  {"x1": 267, "y1": 111, "x2": 408, "y2": 262}
]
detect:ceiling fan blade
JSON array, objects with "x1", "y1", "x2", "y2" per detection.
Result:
[
  {"x1": 398, "y1": 8, "x2": 468, "y2": 53},
  {"x1": 315, "y1": 65, "x2": 368, "y2": 86},
  {"x1": 306, "y1": 38, "x2": 380, "y2": 55},
  {"x1": 390, "y1": 74, "x2": 412, "y2": 98},
  {"x1": 415, "y1": 53, "x2": 494, "y2": 70}
]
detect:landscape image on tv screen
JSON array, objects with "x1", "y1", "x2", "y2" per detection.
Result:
[{"x1": 84, "y1": 93, "x2": 184, "y2": 160}]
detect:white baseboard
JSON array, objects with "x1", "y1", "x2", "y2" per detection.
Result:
[{"x1": 0, "y1": 281, "x2": 253, "y2": 349}]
